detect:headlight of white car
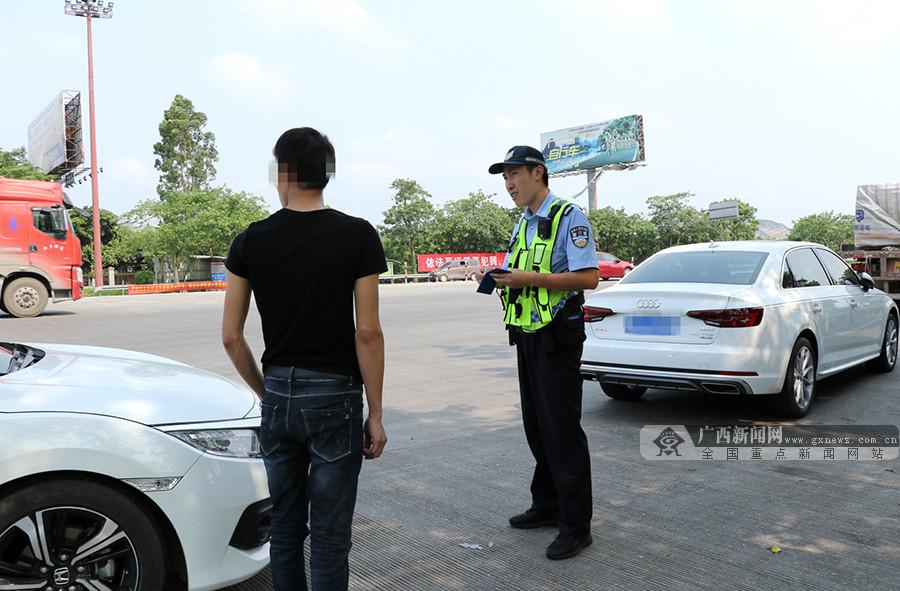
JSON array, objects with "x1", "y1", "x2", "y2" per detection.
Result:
[{"x1": 171, "y1": 429, "x2": 262, "y2": 458}]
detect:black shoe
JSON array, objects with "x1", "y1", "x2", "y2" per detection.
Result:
[
  {"x1": 508, "y1": 509, "x2": 559, "y2": 529},
  {"x1": 546, "y1": 532, "x2": 593, "y2": 560}
]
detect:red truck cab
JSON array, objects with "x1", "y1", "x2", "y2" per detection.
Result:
[{"x1": 0, "y1": 178, "x2": 83, "y2": 317}]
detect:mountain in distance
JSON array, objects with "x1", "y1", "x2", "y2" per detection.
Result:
[{"x1": 756, "y1": 219, "x2": 791, "y2": 240}]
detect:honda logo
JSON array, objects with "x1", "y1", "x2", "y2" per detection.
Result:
[
  {"x1": 53, "y1": 567, "x2": 71, "y2": 585},
  {"x1": 636, "y1": 299, "x2": 661, "y2": 309}
]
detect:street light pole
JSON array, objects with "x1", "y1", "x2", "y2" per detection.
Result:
[{"x1": 64, "y1": 0, "x2": 113, "y2": 286}]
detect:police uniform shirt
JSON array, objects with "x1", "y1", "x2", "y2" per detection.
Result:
[
  {"x1": 501, "y1": 191, "x2": 598, "y2": 319},
  {"x1": 502, "y1": 191, "x2": 599, "y2": 274}
]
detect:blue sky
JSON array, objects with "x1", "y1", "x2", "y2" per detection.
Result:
[{"x1": 3, "y1": 0, "x2": 899, "y2": 227}]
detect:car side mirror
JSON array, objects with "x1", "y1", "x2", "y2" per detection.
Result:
[{"x1": 859, "y1": 272, "x2": 875, "y2": 291}]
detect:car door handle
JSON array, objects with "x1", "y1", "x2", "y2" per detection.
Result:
[{"x1": 811, "y1": 304, "x2": 823, "y2": 314}]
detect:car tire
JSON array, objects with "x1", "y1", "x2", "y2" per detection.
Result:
[
  {"x1": 2, "y1": 277, "x2": 49, "y2": 318},
  {"x1": 623, "y1": 268, "x2": 632, "y2": 276},
  {"x1": 0, "y1": 478, "x2": 167, "y2": 591},
  {"x1": 438, "y1": 274, "x2": 448, "y2": 282},
  {"x1": 867, "y1": 313, "x2": 898, "y2": 373},
  {"x1": 771, "y1": 336, "x2": 816, "y2": 418},
  {"x1": 600, "y1": 383, "x2": 647, "y2": 401}
]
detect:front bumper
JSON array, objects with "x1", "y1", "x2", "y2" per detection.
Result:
[{"x1": 146, "y1": 441, "x2": 271, "y2": 591}]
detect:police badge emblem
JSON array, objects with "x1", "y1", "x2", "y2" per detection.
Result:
[{"x1": 570, "y1": 226, "x2": 589, "y2": 248}]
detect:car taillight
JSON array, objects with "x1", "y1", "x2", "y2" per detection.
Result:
[
  {"x1": 687, "y1": 307, "x2": 764, "y2": 328},
  {"x1": 584, "y1": 306, "x2": 615, "y2": 322}
]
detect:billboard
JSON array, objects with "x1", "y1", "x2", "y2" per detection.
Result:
[
  {"x1": 27, "y1": 91, "x2": 83, "y2": 176},
  {"x1": 540, "y1": 114, "x2": 645, "y2": 176}
]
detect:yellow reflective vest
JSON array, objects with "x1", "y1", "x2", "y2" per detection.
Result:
[{"x1": 500, "y1": 198, "x2": 573, "y2": 332}]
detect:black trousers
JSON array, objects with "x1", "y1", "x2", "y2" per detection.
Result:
[{"x1": 515, "y1": 326, "x2": 592, "y2": 536}]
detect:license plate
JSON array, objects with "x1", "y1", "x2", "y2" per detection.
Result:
[{"x1": 625, "y1": 316, "x2": 681, "y2": 336}]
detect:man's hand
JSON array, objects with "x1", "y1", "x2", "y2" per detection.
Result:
[
  {"x1": 492, "y1": 269, "x2": 536, "y2": 289},
  {"x1": 473, "y1": 266, "x2": 488, "y2": 284},
  {"x1": 364, "y1": 415, "x2": 387, "y2": 459}
]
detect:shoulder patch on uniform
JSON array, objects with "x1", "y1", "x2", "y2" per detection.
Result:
[{"x1": 570, "y1": 226, "x2": 590, "y2": 248}]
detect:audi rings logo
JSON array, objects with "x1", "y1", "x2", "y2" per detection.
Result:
[{"x1": 636, "y1": 299, "x2": 661, "y2": 309}]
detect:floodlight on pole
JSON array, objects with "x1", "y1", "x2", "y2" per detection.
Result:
[{"x1": 64, "y1": 0, "x2": 112, "y2": 286}]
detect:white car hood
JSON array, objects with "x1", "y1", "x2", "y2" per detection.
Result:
[{"x1": 0, "y1": 343, "x2": 256, "y2": 426}]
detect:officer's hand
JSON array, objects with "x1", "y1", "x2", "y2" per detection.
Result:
[
  {"x1": 493, "y1": 269, "x2": 535, "y2": 289},
  {"x1": 364, "y1": 415, "x2": 387, "y2": 459},
  {"x1": 473, "y1": 267, "x2": 487, "y2": 284}
]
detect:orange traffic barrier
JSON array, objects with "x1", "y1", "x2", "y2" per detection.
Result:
[{"x1": 127, "y1": 281, "x2": 227, "y2": 295}]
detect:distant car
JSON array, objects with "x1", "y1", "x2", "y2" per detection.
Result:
[
  {"x1": 0, "y1": 342, "x2": 271, "y2": 591},
  {"x1": 580, "y1": 241, "x2": 899, "y2": 417},
  {"x1": 430, "y1": 259, "x2": 477, "y2": 282},
  {"x1": 597, "y1": 252, "x2": 634, "y2": 280}
]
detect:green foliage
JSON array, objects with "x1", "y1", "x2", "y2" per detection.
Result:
[
  {"x1": 0, "y1": 147, "x2": 53, "y2": 181},
  {"x1": 133, "y1": 270, "x2": 155, "y2": 284},
  {"x1": 431, "y1": 191, "x2": 510, "y2": 253},
  {"x1": 153, "y1": 95, "x2": 219, "y2": 196},
  {"x1": 379, "y1": 179, "x2": 437, "y2": 267},
  {"x1": 588, "y1": 207, "x2": 658, "y2": 263},
  {"x1": 69, "y1": 208, "x2": 120, "y2": 273},
  {"x1": 124, "y1": 188, "x2": 268, "y2": 281},
  {"x1": 788, "y1": 212, "x2": 854, "y2": 252}
]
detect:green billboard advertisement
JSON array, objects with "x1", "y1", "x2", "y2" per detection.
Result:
[{"x1": 540, "y1": 115, "x2": 645, "y2": 176}]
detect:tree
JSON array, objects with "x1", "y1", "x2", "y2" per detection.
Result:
[
  {"x1": 153, "y1": 95, "x2": 219, "y2": 196},
  {"x1": 788, "y1": 212, "x2": 854, "y2": 252},
  {"x1": 379, "y1": 179, "x2": 437, "y2": 267},
  {"x1": 125, "y1": 189, "x2": 268, "y2": 281},
  {"x1": 0, "y1": 147, "x2": 53, "y2": 181},
  {"x1": 646, "y1": 192, "x2": 702, "y2": 248},
  {"x1": 70, "y1": 208, "x2": 120, "y2": 273},
  {"x1": 708, "y1": 199, "x2": 759, "y2": 241},
  {"x1": 431, "y1": 191, "x2": 511, "y2": 253}
]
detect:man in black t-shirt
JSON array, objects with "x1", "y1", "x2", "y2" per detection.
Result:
[{"x1": 222, "y1": 127, "x2": 387, "y2": 591}]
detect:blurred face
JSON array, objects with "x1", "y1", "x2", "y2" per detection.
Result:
[{"x1": 502, "y1": 164, "x2": 545, "y2": 210}]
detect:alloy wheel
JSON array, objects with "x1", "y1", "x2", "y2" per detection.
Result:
[
  {"x1": 792, "y1": 345, "x2": 815, "y2": 409},
  {"x1": 0, "y1": 506, "x2": 140, "y2": 591}
]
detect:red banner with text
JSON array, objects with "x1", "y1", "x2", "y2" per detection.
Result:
[{"x1": 417, "y1": 253, "x2": 507, "y2": 273}]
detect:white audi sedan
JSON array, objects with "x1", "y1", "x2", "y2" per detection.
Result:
[
  {"x1": 0, "y1": 342, "x2": 270, "y2": 591},
  {"x1": 580, "y1": 241, "x2": 898, "y2": 417}
]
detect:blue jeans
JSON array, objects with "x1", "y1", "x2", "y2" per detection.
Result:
[{"x1": 260, "y1": 368, "x2": 364, "y2": 591}]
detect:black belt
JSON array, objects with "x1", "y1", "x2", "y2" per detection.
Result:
[{"x1": 263, "y1": 365, "x2": 352, "y2": 382}]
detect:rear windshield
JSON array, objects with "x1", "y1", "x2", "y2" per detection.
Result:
[{"x1": 620, "y1": 251, "x2": 769, "y2": 285}]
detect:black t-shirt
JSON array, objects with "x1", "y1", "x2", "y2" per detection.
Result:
[{"x1": 225, "y1": 208, "x2": 387, "y2": 379}]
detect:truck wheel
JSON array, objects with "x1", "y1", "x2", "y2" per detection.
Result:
[
  {"x1": 2, "y1": 277, "x2": 49, "y2": 318},
  {"x1": 0, "y1": 478, "x2": 166, "y2": 591}
]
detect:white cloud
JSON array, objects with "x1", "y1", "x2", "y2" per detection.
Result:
[
  {"x1": 107, "y1": 156, "x2": 152, "y2": 185},
  {"x1": 240, "y1": 0, "x2": 407, "y2": 50},
  {"x1": 205, "y1": 52, "x2": 293, "y2": 103}
]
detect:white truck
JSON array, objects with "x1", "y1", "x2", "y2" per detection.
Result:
[{"x1": 843, "y1": 183, "x2": 900, "y2": 303}]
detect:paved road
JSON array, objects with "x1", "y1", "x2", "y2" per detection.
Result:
[{"x1": 3, "y1": 283, "x2": 899, "y2": 590}]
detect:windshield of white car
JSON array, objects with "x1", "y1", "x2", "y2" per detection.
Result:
[
  {"x1": 620, "y1": 251, "x2": 769, "y2": 285},
  {"x1": 0, "y1": 342, "x2": 46, "y2": 376}
]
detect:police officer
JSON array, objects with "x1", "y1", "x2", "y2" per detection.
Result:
[{"x1": 477, "y1": 145, "x2": 599, "y2": 560}]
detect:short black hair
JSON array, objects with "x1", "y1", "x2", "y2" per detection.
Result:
[
  {"x1": 525, "y1": 163, "x2": 549, "y2": 186},
  {"x1": 273, "y1": 127, "x2": 335, "y2": 190}
]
